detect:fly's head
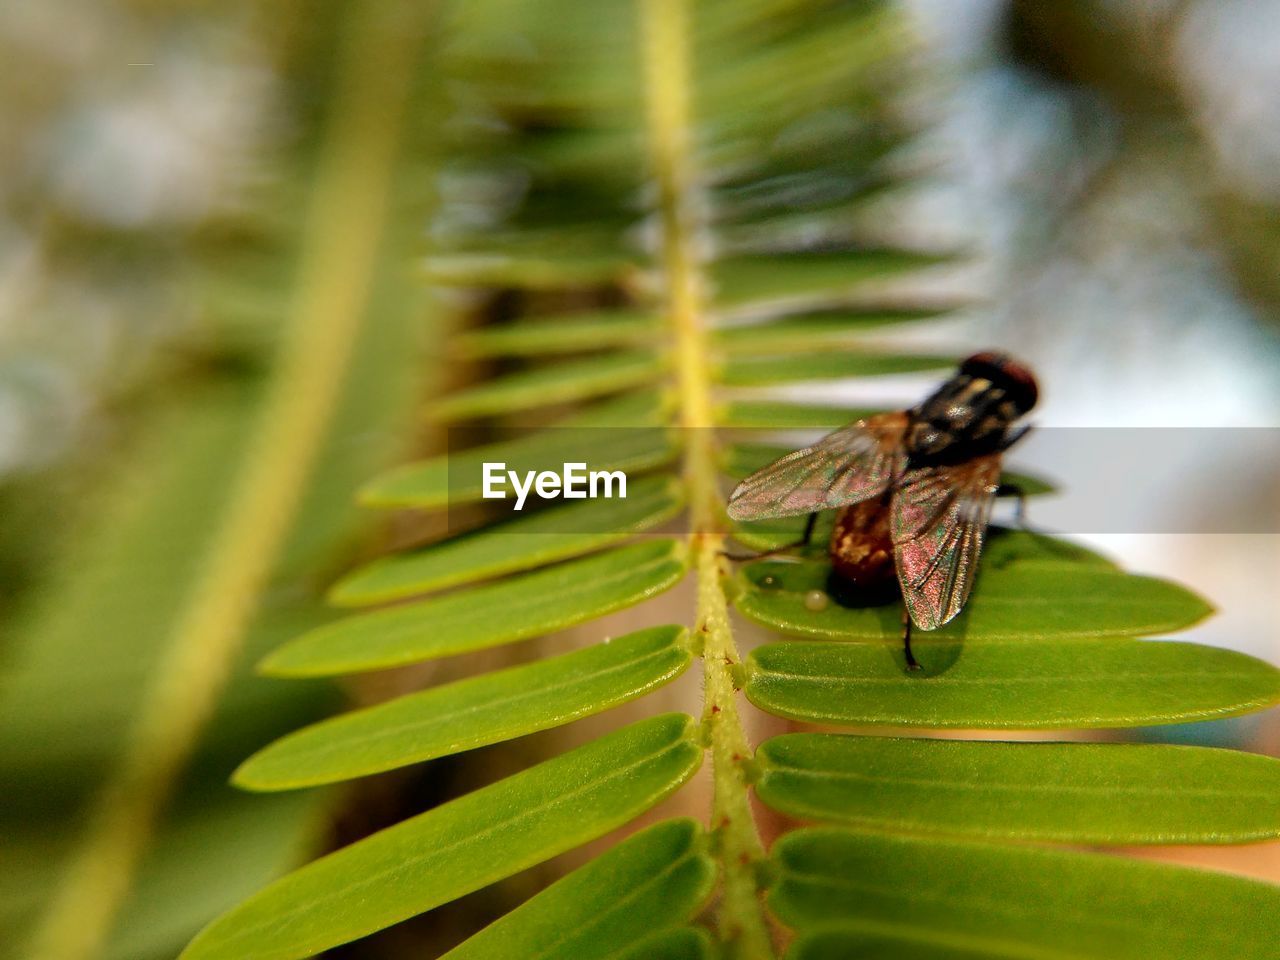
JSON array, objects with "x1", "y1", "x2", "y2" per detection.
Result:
[{"x1": 959, "y1": 351, "x2": 1038, "y2": 417}]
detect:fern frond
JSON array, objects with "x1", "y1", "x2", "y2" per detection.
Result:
[{"x1": 181, "y1": 1, "x2": 1280, "y2": 959}]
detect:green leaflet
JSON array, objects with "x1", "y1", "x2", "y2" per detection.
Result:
[
  {"x1": 977, "y1": 528, "x2": 1114, "y2": 568},
  {"x1": 434, "y1": 350, "x2": 665, "y2": 421},
  {"x1": 439, "y1": 819, "x2": 714, "y2": 960},
  {"x1": 719, "y1": 189, "x2": 899, "y2": 247},
  {"x1": 734, "y1": 558, "x2": 1211, "y2": 641},
  {"x1": 617, "y1": 928, "x2": 713, "y2": 959},
  {"x1": 453, "y1": 310, "x2": 658, "y2": 357},
  {"x1": 182, "y1": 714, "x2": 703, "y2": 960},
  {"x1": 359, "y1": 414, "x2": 676, "y2": 508},
  {"x1": 786, "y1": 926, "x2": 1080, "y2": 960},
  {"x1": 755, "y1": 734, "x2": 1280, "y2": 843},
  {"x1": 261, "y1": 539, "x2": 688, "y2": 676},
  {"x1": 497, "y1": 128, "x2": 640, "y2": 187},
  {"x1": 712, "y1": 251, "x2": 952, "y2": 309},
  {"x1": 330, "y1": 475, "x2": 684, "y2": 605},
  {"x1": 717, "y1": 400, "x2": 888, "y2": 429},
  {"x1": 703, "y1": 57, "x2": 904, "y2": 174},
  {"x1": 720, "y1": 351, "x2": 956, "y2": 386},
  {"x1": 769, "y1": 828, "x2": 1280, "y2": 959},
  {"x1": 237, "y1": 626, "x2": 692, "y2": 789},
  {"x1": 714, "y1": 308, "x2": 944, "y2": 354},
  {"x1": 994, "y1": 471, "x2": 1057, "y2": 497},
  {"x1": 423, "y1": 249, "x2": 636, "y2": 289},
  {"x1": 700, "y1": 0, "x2": 904, "y2": 122},
  {"x1": 175, "y1": 0, "x2": 1280, "y2": 956},
  {"x1": 745, "y1": 640, "x2": 1280, "y2": 728}
]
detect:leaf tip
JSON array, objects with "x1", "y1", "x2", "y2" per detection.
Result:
[
  {"x1": 228, "y1": 756, "x2": 275, "y2": 793},
  {"x1": 324, "y1": 574, "x2": 367, "y2": 608},
  {"x1": 354, "y1": 480, "x2": 393, "y2": 508},
  {"x1": 255, "y1": 644, "x2": 312, "y2": 679}
]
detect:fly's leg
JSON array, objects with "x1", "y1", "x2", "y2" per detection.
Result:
[
  {"x1": 995, "y1": 482, "x2": 1029, "y2": 529},
  {"x1": 902, "y1": 605, "x2": 921, "y2": 671},
  {"x1": 996, "y1": 422, "x2": 1035, "y2": 527},
  {"x1": 722, "y1": 512, "x2": 819, "y2": 562},
  {"x1": 995, "y1": 480, "x2": 1089, "y2": 567},
  {"x1": 799, "y1": 511, "x2": 817, "y2": 546},
  {"x1": 1000, "y1": 424, "x2": 1034, "y2": 449}
]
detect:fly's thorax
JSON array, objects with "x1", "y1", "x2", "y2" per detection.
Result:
[{"x1": 905, "y1": 372, "x2": 1025, "y2": 466}]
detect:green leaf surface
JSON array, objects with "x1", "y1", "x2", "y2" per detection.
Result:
[
  {"x1": 238, "y1": 626, "x2": 692, "y2": 789},
  {"x1": 434, "y1": 351, "x2": 664, "y2": 421},
  {"x1": 720, "y1": 189, "x2": 903, "y2": 248},
  {"x1": 423, "y1": 250, "x2": 638, "y2": 289},
  {"x1": 498, "y1": 127, "x2": 641, "y2": 184},
  {"x1": 734, "y1": 557, "x2": 1211, "y2": 641},
  {"x1": 261, "y1": 539, "x2": 688, "y2": 677},
  {"x1": 721, "y1": 351, "x2": 955, "y2": 386},
  {"x1": 439, "y1": 819, "x2": 714, "y2": 960},
  {"x1": 182, "y1": 714, "x2": 703, "y2": 960},
  {"x1": 712, "y1": 250, "x2": 953, "y2": 308},
  {"x1": 715, "y1": 308, "x2": 945, "y2": 354},
  {"x1": 788, "y1": 927, "x2": 1051, "y2": 960},
  {"x1": 617, "y1": 928, "x2": 713, "y2": 960},
  {"x1": 998, "y1": 471, "x2": 1057, "y2": 497},
  {"x1": 770, "y1": 827, "x2": 1280, "y2": 959},
  {"x1": 701, "y1": 0, "x2": 906, "y2": 121},
  {"x1": 977, "y1": 528, "x2": 1115, "y2": 569},
  {"x1": 559, "y1": 390, "x2": 672, "y2": 426},
  {"x1": 756, "y1": 733, "x2": 1280, "y2": 842},
  {"x1": 718, "y1": 400, "x2": 889, "y2": 429},
  {"x1": 360, "y1": 416, "x2": 676, "y2": 509},
  {"x1": 745, "y1": 640, "x2": 1280, "y2": 729},
  {"x1": 453, "y1": 310, "x2": 658, "y2": 357},
  {"x1": 330, "y1": 475, "x2": 684, "y2": 605}
]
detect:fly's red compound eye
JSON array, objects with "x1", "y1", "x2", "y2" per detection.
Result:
[{"x1": 960, "y1": 351, "x2": 1038, "y2": 413}]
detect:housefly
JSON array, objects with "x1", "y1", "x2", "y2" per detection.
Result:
[{"x1": 726, "y1": 351, "x2": 1038, "y2": 669}]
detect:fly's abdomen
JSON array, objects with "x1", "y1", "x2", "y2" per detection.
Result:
[{"x1": 828, "y1": 499, "x2": 896, "y2": 595}]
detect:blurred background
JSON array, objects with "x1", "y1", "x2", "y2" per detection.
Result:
[{"x1": 1, "y1": 1, "x2": 1277, "y2": 958}]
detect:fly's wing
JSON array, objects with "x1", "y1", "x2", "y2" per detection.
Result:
[
  {"x1": 726, "y1": 412, "x2": 909, "y2": 521},
  {"x1": 891, "y1": 454, "x2": 1002, "y2": 630}
]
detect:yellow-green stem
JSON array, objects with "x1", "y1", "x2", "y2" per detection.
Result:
[
  {"x1": 640, "y1": 0, "x2": 773, "y2": 956},
  {"x1": 21, "y1": 5, "x2": 426, "y2": 958}
]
